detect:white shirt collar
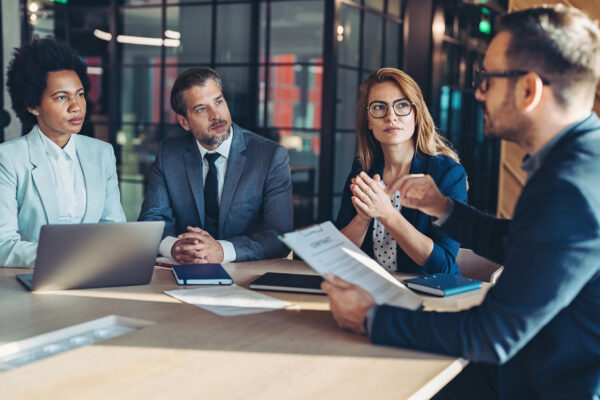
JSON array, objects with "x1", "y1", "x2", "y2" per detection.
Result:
[
  {"x1": 37, "y1": 125, "x2": 77, "y2": 161},
  {"x1": 196, "y1": 126, "x2": 233, "y2": 160}
]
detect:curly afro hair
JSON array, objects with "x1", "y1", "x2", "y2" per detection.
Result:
[{"x1": 6, "y1": 37, "x2": 91, "y2": 126}]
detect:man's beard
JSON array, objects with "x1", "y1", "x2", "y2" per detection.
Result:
[
  {"x1": 198, "y1": 121, "x2": 231, "y2": 147},
  {"x1": 481, "y1": 97, "x2": 530, "y2": 144}
]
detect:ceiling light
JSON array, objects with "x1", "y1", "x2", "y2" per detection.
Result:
[
  {"x1": 93, "y1": 29, "x2": 180, "y2": 48},
  {"x1": 87, "y1": 66, "x2": 103, "y2": 76},
  {"x1": 93, "y1": 29, "x2": 112, "y2": 41},
  {"x1": 164, "y1": 30, "x2": 181, "y2": 39}
]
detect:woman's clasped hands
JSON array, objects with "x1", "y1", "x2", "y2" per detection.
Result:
[{"x1": 350, "y1": 171, "x2": 400, "y2": 223}]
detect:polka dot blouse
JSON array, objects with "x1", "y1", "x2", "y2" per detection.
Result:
[{"x1": 372, "y1": 191, "x2": 402, "y2": 271}]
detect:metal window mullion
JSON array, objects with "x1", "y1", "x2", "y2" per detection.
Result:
[
  {"x1": 248, "y1": 0, "x2": 260, "y2": 130},
  {"x1": 159, "y1": 0, "x2": 166, "y2": 140},
  {"x1": 317, "y1": 0, "x2": 340, "y2": 222},
  {"x1": 262, "y1": 0, "x2": 272, "y2": 129},
  {"x1": 210, "y1": 0, "x2": 217, "y2": 69},
  {"x1": 358, "y1": 0, "x2": 364, "y2": 74},
  {"x1": 381, "y1": 0, "x2": 388, "y2": 67},
  {"x1": 109, "y1": 0, "x2": 120, "y2": 161}
]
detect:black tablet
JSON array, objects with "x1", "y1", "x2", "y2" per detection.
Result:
[{"x1": 249, "y1": 272, "x2": 325, "y2": 295}]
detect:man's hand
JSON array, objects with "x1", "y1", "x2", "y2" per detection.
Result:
[
  {"x1": 321, "y1": 273, "x2": 375, "y2": 335},
  {"x1": 350, "y1": 172, "x2": 397, "y2": 223},
  {"x1": 386, "y1": 174, "x2": 449, "y2": 219},
  {"x1": 171, "y1": 226, "x2": 224, "y2": 264}
]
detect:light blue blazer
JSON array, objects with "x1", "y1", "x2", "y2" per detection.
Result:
[{"x1": 0, "y1": 128, "x2": 126, "y2": 267}]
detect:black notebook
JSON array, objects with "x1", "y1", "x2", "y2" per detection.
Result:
[
  {"x1": 172, "y1": 264, "x2": 233, "y2": 285},
  {"x1": 249, "y1": 272, "x2": 325, "y2": 295}
]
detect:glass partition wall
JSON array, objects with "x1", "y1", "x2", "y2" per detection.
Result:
[
  {"x1": 21, "y1": 0, "x2": 503, "y2": 224},
  {"x1": 330, "y1": 0, "x2": 404, "y2": 220},
  {"x1": 430, "y1": 0, "x2": 504, "y2": 213}
]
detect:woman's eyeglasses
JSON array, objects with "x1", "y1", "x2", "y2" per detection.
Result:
[{"x1": 368, "y1": 98, "x2": 414, "y2": 119}]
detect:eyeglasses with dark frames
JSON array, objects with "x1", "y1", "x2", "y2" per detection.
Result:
[
  {"x1": 473, "y1": 69, "x2": 551, "y2": 93},
  {"x1": 368, "y1": 98, "x2": 414, "y2": 119}
]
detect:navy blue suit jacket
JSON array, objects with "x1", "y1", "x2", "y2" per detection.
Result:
[
  {"x1": 370, "y1": 114, "x2": 600, "y2": 399},
  {"x1": 335, "y1": 153, "x2": 468, "y2": 275},
  {"x1": 138, "y1": 123, "x2": 293, "y2": 261}
]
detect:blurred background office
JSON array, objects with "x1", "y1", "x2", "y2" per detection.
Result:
[{"x1": 3, "y1": 0, "x2": 546, "y2": 228}]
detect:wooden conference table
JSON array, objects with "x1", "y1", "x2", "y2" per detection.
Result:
[{"x1": 0, "y1": 259, "x2": 489, "y2": 400}]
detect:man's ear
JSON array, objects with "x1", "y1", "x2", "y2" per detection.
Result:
[
  {"x1": 27, "y1": 107, "x2": 40, "y2": 116},
  {"x1": 519, "y1": 72, "x2": 544, "y2": 112},
  {"x1": 176, "y1": 114, "x2": 190, "y2": 131}
]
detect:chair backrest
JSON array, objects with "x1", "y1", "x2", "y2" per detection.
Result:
[{"x1": 456, "y1": 248, "x2": 504, "y2": 284}]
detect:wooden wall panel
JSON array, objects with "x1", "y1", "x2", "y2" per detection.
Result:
[
  {"x1": 512, "y1": 0, "x2": 599, "y2": 13},
  {"x1": 497, "y1": 0, "x2": 600, "y2": 217}
]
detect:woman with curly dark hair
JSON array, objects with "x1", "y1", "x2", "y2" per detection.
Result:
[
  {"x1": 335, "y1": 68, "x2": 468, "y2": 275},
  {"x1": 0, "y1": 37, "x2": 125, "y2": 267}
]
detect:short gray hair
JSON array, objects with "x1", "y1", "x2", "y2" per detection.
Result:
[
  {"x1": 497, "y1": 5, "x2": 600, "y2": 105},
  {"x1": 170, "y1": 68, "x2": 223, "y2": 116}
]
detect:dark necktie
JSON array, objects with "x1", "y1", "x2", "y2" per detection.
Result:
[{"x1": 204, "y1": 152, "x2": 220, "y2": 237}]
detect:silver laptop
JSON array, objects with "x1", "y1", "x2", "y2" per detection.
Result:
[{"x1": 17, "y1": 221, "x2": 165, "y2": 291}]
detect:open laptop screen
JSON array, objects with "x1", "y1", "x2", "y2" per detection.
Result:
[{"x1": 17, "y1": 221, "x2": 164, "y2": 291}]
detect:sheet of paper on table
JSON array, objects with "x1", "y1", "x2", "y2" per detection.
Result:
[{"x1": 164, "y1": 284, "x2": 293, "y2": 316}]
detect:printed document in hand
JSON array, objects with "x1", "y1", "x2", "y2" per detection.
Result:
[
  {"x1": 280, "y1": 221, "x2": 422, "y2": 310},
  {"x1": 164, "y1": 284, "x2": 293, "y2": 316}
]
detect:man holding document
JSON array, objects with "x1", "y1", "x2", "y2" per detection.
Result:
[
  {"x1": 280, "y1": 221, "x2": 423, "y2": 310},
  {"x1": 322, "y1": 6, "x2": 600, "y2": 399}
]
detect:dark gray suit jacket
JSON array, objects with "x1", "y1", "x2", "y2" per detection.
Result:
[{"x1": 138, "y1": 123, "x2": 293, "y2": 261}]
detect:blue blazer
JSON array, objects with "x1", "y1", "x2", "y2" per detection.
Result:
[
  {"x1": 335, "y1": 153, "x2": 468, "y2": 275},
  {"x1": 0, "y1": 128, "x2": 126, "y2": 267},
  {"x1": 138, "y1": 123, "x2": 293, "y2": 261},
  {"x1": 370, "y1": 113, "x2": 600, "y2": 399}
]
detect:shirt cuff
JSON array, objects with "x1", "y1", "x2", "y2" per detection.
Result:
[
  {"x1": 432, "y1": 198, "x2": 455, "y2": 227},
  {"x1": 365, "y1": 305, "x2": 379, "y2": 337},
  {"x1": 159, "y1": 236, "x2": 178, "y2": 258},
  {"x1": 218, "y1": 240, "x2": 237, "y2": 263}
]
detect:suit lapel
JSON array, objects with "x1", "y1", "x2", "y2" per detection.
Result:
[
  {"x1": 219, "y1": 124, "x2": 246, "y2": 234},
  {"x1": 184, "y1": 136, "x2": 206, "y2": 228},
  {"x1": 27, "y1": 130, "x2": 60, "y2": 225},
  {"x1": 77, "y1": 137, "x2": 103, "y2": 222}
]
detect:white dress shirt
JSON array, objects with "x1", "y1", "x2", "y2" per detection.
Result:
[
  {"x1": 159, "y1": 128, "x2": 237, "y2": 262},
  {"x1": 38, "y1": 127, "x2": 86, "y2": 224}
]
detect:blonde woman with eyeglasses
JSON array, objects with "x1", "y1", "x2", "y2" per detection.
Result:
[{"x1": 335, "y1": 68, "x2": 468, "y2": 275}]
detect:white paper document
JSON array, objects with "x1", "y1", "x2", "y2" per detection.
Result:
[
  {"x1": 164, "y1": 284, "x2": 293, "y2": 316},
  {"x1": 280, "y1": 221, "x2": 422, "y2": 310}
]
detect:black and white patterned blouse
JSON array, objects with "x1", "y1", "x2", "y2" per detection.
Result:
[{"x1": 372, "y1": 191, "x2": 402, "y2": 271}]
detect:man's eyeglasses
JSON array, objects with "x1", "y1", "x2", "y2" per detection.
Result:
[
  {"x1": 368, "y1": 98, "x2": 414, "y2": 119},
  {"x1": 473, "y1": 69, "x2": 551, "y2": 93}
]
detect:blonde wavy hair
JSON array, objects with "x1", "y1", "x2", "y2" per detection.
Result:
[{"x1": 355, "y1": 68, "x2": 460, "y2": 171}]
